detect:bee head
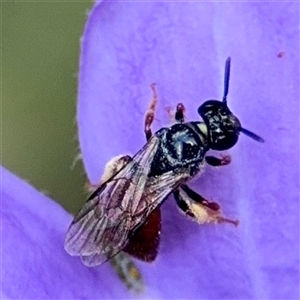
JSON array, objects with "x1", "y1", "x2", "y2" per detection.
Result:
[
  {"x1": 198, "y1": 100, "x2": 241, "y2": 150},
  {"x1": 198, "y1": 57, "x2": 264, "y2": 151}
]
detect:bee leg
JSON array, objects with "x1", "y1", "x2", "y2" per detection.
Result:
[
  {"x1": 174, "y1": 184, "x2": 239, "y2": 226},
  {"x1": 166, "y1": 103, "x2": 186, "y2": 123},
  {"x1": 178, "y1": 184, "x2": 207, "y2": 205},
  {"x1": 110, "y1": 252, "x2": 144, "y2": 294},
  {"x1": 205, "y1": 154, "x2": 231, "y2": 166},
  {"x1": 173, "y1": 188, "x2": 197, "y2": 219},
  {"x1": 144, "y1": 83, "x2": 158, "y2": 141},
  {"x1": 86, "y1": 155, "x2": 132, "y2": 192},
  {"x1": 174, "y1": 103, "x2": 186, "y2": 123}
]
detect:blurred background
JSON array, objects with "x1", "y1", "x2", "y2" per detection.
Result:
[{"x1": 2, "y1": 1, "x2": 93, "y2": 214}]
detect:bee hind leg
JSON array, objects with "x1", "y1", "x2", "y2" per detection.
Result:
[
  {"x1": 110, "y1": 252, "x2": 144, "y2": 294},
  {"x1": 85, "y1": 155, "x2": 132, "y2": 192},
  {"x1": 174, "y1": 184, "x2": 239, "y2": 226}
]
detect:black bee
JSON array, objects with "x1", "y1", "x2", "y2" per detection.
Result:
[{"x1": 64, "y1": 57, "x2": 264, "y2": 266}]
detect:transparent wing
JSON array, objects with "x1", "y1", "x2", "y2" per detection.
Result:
[
  {"x1": 132, "y1": 168, "x2": 191, "y2": 217},
  {"x1": 64, "y1": 136, "x2": 161, "y2": 265},
  {"x1": 64, "y1": 135, "x2": 192, "y2": 266}
]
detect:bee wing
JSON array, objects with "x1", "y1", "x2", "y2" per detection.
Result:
[
  {"x1": 121, "y1": 169, "x2": 192, "y2": 262},
  {"x1": 134, "y1": 168, "x2": 191, "y2": 216},
  {"x1": 81, "y1": 253, "x2": 110, "y2": 267},
  {"x1": 64, "y1": 136, "x2": 161, "y2": 265}
]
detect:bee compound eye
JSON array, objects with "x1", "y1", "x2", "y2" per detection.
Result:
[{"x1": 209, "y1": 130, "x2": 239, "y2": 151}]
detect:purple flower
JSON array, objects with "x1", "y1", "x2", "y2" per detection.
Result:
[
  {"x1": 2, "y1": 1, "x2": 299, "y2": 299},
  {"x1": 2, "y1": 166, "x2": 126, "y2": 298}
]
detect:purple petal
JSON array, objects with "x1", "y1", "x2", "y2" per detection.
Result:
[
  {"x1": 78, "y1": 2, "x2": 299, "y2": 299},
  {"x1": 1, "y1": 166, "x2": 139, "y2": 299}
]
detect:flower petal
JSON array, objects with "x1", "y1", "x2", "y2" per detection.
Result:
[
  {"x1": 77, "y1": 2, "x2": 299, "y2": 299},
  {"x1": 1, "y1": 166, "x2": 139, "y2": 299}
]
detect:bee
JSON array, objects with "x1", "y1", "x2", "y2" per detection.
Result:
[{"x1": 65, "y1": 57, "x2": 264, "y2": 267}]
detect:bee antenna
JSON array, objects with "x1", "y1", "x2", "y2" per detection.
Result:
[
  {"x1": 223, "y1": 57, "x2": 231, "y2": 105},
  {"x1": 240, "y1": 127, "x2": 265, "y2": 143}
]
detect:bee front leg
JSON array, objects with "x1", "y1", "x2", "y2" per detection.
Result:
[
  {"x1": 166, "y1": 103, "x2": 186, "y2": 123},
  {"x1": 174, "y1": 103, "x2": 186, "y2": 123},
  {"x1": 205, "y1": 154, "x2": 231, "y2": 167},
  {"x1": 174, "y1": 184, "x2": 238, "y2": 226}
]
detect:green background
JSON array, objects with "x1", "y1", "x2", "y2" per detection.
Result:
[{"x1": 2, "y1": 1, "x2": 94, "y2": 214}]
